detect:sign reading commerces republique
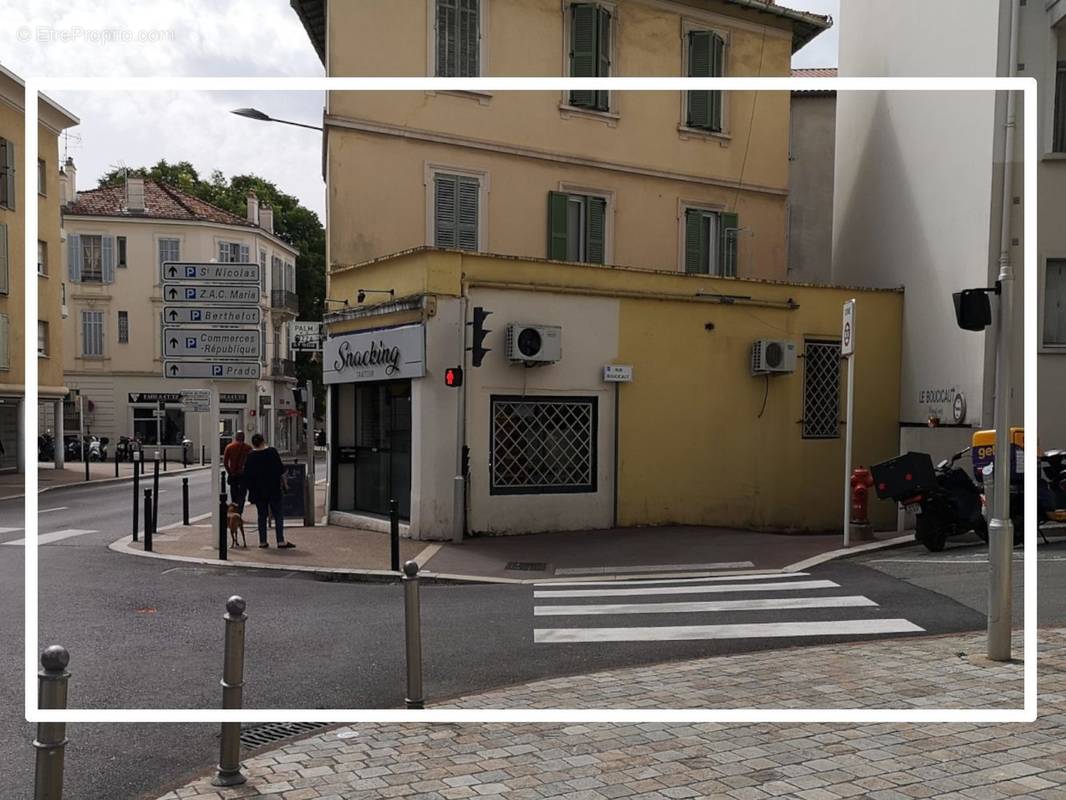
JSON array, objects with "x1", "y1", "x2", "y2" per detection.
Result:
[{"x1": 323, "y1": 324, "x2": 426, "y2": 384}]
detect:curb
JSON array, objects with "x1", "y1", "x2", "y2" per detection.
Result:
[
  {"x1": 3, "y1": 464, "x2": 213, "y2": 501},
  {"x1": 109, "y1": 529, "x2": 918, "y2": 585}
]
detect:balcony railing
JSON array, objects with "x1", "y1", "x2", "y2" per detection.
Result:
[
  {"x1": 270, "y1": 358, "x2": 296, "y2": 379},
  {"x1": 271, "y1": 289, "x2": 299, "y2": 314}
]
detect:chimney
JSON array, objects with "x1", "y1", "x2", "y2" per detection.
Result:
[
  {"x1": 60, "y1": 157, "x2": 76, "y2": 206},
  {"x1": 125, "y1": 175, "x2": 145, "y2": 213},
  {"x1": 259, "y1": 204, "x2": 274, "y2": 234},
  {"x1": 246, "y1": 190, "x2": 259, "y2": 224}
]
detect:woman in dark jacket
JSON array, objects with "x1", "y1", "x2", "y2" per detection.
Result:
[{"x1": 243, "y1": 433, "x2": 295, "y2": 548}]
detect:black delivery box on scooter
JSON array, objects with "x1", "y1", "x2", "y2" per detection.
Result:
[{"x1": 870, "y1": 452, "x2": 938, "y2": 501}]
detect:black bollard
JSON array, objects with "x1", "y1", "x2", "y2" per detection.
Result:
[
  {"x1": 182, "y1": 443, "x2": 188, "y2": 468},
  {"x1": 390, "y1": 498, "x2": 400, "y2": 573},
  {"x1": 34, "y1": 645, "x2": 70, "y2": 800},
  {"x1": 83, "y1": 442, "x2": 89, "y2": 482},
  {"x1": 144, "y1": 489, "x2": 153, "y2": 552},
  {"x1": 201, "y1": 444, "x2": 206, "y2": 466},
  {"x1": 152, "y1": 456, "x2": 160, "y2": 534},
  {"x1": 163, "y1": 447, "x2": 168, "y2": 472},
  {"x1": 182, "y1": 477, "x2": 190, "y2": 526},
  {"x1": 131, "y1": 457, "x2": 140, "y2": 542},
  {"x1": 218, "y1": 486, "x2": 228, "y2": 562},
  {"x1": 114, "y1": 446, "x2": 119, "y2": 478}
]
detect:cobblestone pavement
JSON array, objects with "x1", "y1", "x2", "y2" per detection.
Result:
[{"x1": 156, "y1": 629, "x2": 1063, "y2": 800}]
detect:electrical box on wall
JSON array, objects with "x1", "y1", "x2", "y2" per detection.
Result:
[
  {"x1": 505, "y1": 323, "x2": 562, "y2": 365},
  {"x1": 751, "y1": 339, "x2": 797, "y2": 376}
]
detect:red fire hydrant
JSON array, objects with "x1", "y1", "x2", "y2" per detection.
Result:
[{"x1": 850, "y1": 467, "x2": 874, "y2": 525}]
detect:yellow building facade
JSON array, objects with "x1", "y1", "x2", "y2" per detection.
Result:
[{"x1": 0, "y1": 66, "x2": 79, "y2": 472}]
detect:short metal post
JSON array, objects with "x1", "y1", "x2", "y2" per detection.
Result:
[
  {"x1": 182, "y1": 443, "x2": 188, "y2": 468},
  {"x1": 143, "y1": 489, "x2": 153, "y2": 552},
  {"x1": 390, "y1": 498, "x2": 400, "y2": 573},
  {"x1": 218, "y1": 482, "x2": 228, "y2": 562},
  {"x1": 201, "y1": 444, "x2": 206, "y2": 466},
  {"x1": 403, "y1": 561, "x2": 424, "y2": 709},
  {"x1": 163, "y1": 447, "x2": 168, "y2": 472},
  {"x1": 152, "y1": 455, "x2": 160, "y2": 535},
  {"x1": 114, "y1": 447, "x2": 119, "y2": 478},
  {"x1": 83, "y1": 445, "x2": 89, "y2": 482},
  {"x1": 212, "y1": 596, "x2": 247, "y2": 787},
  {"x1": 182, "y1": 477, "x2": 190, "y2": 526},
  {"x1": 132, "y1": 456, "x2": 140, "y2": 542},
  {"x1": 34, "y1": 645, "x2": 70, "y2": 800},
  {"x1": 303, "y1": 472, "x2": 314, "y2": 528}
]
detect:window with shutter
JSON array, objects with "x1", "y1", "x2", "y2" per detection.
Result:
[
  {"x1": 158, "y1": 238, "x2": 180, "y2": 267},
  {"x1": 118, "y1": 311, "x2": 129, "y2": 344},
  {"x1": 0, "y1": 314, "x2": 8, "y2": 370},
  {"x1": 38, "y1": 320, "x2": 49, "y2": 357},
  {"x1": 38, "y1": 240, "x2": 48, "y2": 276},
  {"x1": 101, "y1": 235, "x2": 115, "y2": 284},
  {"x1": 81, "y1": 310, "x2": 104, "y2": 356},
  {"x1": 686, "y1": 30, "x2": 725, "y2": 132},
  {"x1": 1044, "y1": 259, "x2": 1066, "y2": 346},
  {"x1": 0, "y1": 138, "x2": 14, "y2": 211},
  {"x1": 79, "y1": 235, "x2": 103, "y2": 282},
  {"x1": 547, "y1": 191, "x2": 607, "y2": 264},
  {"x1": 67, "y1": 233, "x2": 81, "y2": 283},
  {"x1": 436, "y1": 0, "x2": 480, "y2": 77},
  {"x1": 0, "y1": 224, "x2": 7, "y2": 295},
  {"x1": 569, "y1": 4, "x2": 611, "y2": 111},
  {"x1": 682, "y1": 208, "x2": 737, "y2": 276},
  {"x1": 434, "y1": 173, "x2": 480, "y2": 251}
]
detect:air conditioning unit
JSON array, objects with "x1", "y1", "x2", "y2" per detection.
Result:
[
  {"x1": 505, "y1": 323, "x2": 562, "y2": 365},
  {"x1": 751, "y1": 339, "x2": 797, "y2": 375}
]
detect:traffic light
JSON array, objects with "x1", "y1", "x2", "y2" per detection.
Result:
[
  {"x1": 444, "y1": 366, "x2": 464, "y2": 388},
  {"x1": 469, "y1": 306, "x2": 492, "y2": 368}
]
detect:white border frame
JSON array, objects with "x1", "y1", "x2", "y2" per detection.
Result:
[{"x1": 24, "y1": 75, "x2": 1038, "y2": 725}]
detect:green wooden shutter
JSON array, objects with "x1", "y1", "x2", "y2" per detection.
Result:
[
  {"x1": 683, "y1": 210, "x2": 707, "y2": 274},
  {"x1": 570, "y1": 4, "x2": 597, "y2": 108},
  {"x1": 719, "y1": 212, "x2": 739, "y2": 277},
  {"x1": 67, "y1": 233, "x2": 81, "y2": 282},
  {"x1": 101, "y1": 235, "x2": 115, "y2": 283},
  {"x1": 436, "y1": 0, "x2": 457, "y2": 77},
  {"x1": 434, "y1": 174, "x2": 458, "y2": 248},
  {"x1": 548, "y1": 192, "x2": 570, "y2": 260},
  {"x1": 586, "y1": 197, "x2": 606, "y2": 264},
  {"x1": 595, "y1": 6, "x2": 611, "y2": 110},
  {"x1": 457, "y1": 176, "x2": 479, "y2": 251},
  {"x1": 459, "y1": 0, "x2": 479, "y2": 77},
  {"x1": 710, "y1": 33, "x2": 725, "y2": 132},
  {"x1": 2, "y1": 139, "x2": 15, "y2": 211},
  {"x1": 687, "y1": 32, "x2": 711, "y2": 129},
  {"x1": 0, "y1": 224, "x2": 7, "y2": 294}
]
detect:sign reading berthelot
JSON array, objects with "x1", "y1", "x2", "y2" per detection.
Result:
[
  {"x1": 163, "y1": 327, "x2": 261, "y2": 359},
  {"x1": 164, "y1": 305, "x2": 261, "y2": 326},
  {"x1": 161, "y1": 261, "x2": 261, "y2": 284}
]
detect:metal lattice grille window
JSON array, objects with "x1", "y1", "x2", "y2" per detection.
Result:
[
  {"x1": 491, "y1": 396, "x2": 597, "y2": 495},
  {"x1": 803, "y1": 340, "x2": 840, "y2": 439}
]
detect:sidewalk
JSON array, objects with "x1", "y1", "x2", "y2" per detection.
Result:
[
  {"x1": 0, "y1": 461, "x2": 210, "y2": 500},
  {"x1": 155, "y1": 628, "x2": 1058, "y2": 800},
  {"x1": 116, "y1": 519, "x2": 913, "y2": 582}
]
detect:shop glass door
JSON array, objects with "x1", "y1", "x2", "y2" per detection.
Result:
[{"x1": 352, "y1": 382, "x2": 411, "y2": 519}]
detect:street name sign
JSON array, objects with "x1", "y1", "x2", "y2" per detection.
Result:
[
  {"x1": 290, "y1": 320, "x2": 324, "y2": 352},
  {"x1": 842, "y1": 299, "x2": 856, "y2": 357},
  {"x1": 164, "y1": 361, "x2": 262, "y2": 380},
  {"x1": 163, "y1": 283, "x2": 260, "y2": 304},
  {"x1": 180, "y1": 389, "x2": 212, "y2": 412},
  {"x1": 161, "y1": 261, "x2": 261, "y2": 284},
  {"x1": 603, "y1": 364, "x2": 634, "y2": 383},
  {"x1": 164, "y1": 305, "x2": 261, "y2": 326},
  {"x1": 163, "y1": 328, "x2": 261, "y2": 359}
]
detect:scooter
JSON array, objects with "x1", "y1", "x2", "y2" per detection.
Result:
[
  {"x1": 871, "y1": 448, "x2": 987, "y2": 552},
  {"x1": 38, "y1": 432, "x2": 55, "y2": 462}
]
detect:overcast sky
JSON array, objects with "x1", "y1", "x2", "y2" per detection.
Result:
[{"x1": 0, "y1": 0, "x2": 840, "y2": 219}]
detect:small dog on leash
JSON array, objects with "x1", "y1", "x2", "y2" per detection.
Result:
[{"x1": 227, "y1": 504, "x2": 247, "y2": 548}]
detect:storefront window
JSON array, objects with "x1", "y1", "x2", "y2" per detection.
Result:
[{"x1": 132, "y1": 407, "x2": 185, "y2": 445}]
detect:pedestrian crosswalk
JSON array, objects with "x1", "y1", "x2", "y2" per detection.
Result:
[
  {"x1": 2, "y1": 529, "x2": 98, "y2": 546},
  {"x1": 532, "y1": 571, "x2": 924, "y2": 644}
]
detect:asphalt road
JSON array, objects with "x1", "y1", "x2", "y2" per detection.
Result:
[{"x1": 0, "y1": 476, "x2": 1047, "y2": 800}]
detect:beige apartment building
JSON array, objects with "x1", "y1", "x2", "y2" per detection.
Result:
[
  {"x1": 62, "y1": 176, "x2": 301, "y2": 455},
  {"x1": 0, "y1": 65, "x2": 78, "y2": 473}
]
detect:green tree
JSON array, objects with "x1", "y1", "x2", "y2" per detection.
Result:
[{"x1": 99, "y1": 161, "x2": 327, "y2": 418}]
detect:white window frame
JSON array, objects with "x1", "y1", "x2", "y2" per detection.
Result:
[
  {"x1": 424, "y1": 163, "x2": 490, "y2": 251},
  {"x1": 79, "y1": 234, "x2": 104, "y2": 283},
  {"x1": 1040, "y1": 256, "x2": 1066, "y2": 352},
  {"x1": 559, "y1": 0, "x2": 620, "y2": 125},
  {"x1": 80, "y1": 309, "x2": 105, "y2": 358},
  {"x1": 558, "y1": 181, "x2": 615, "y2": 265},
  {"x1": 156, "y1": 235, "x2": 182, "y2": 281},
  {"x1": 38, "y1": 320, "x2": 49, "y2": 357},
  {"x1": 678, "y1": 18, "x2": 731, "y2": 141},
  {"x1": 216, "y1": 239, "x2": 250, "y2": 263},
  {"x1": 677, "y1": 199, "x2": 727, "y2": 274},
  {"x1": 37, "y1": 239, "x2": 47, "y2": 276},
  {"x1": 426, "y1": 0, "x2": 491, "y2": 102},
  {"x1": 117, "y1": 310, "x2": 129, "y2": 344}
]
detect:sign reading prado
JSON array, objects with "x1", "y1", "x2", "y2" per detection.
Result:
[{"x1": 323, "y1": 324, "x2": 426, "y2": 384}]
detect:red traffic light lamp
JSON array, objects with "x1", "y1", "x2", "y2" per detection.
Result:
[{"x1": 444, "y1": 366, "x2": 464, "y2": 388}]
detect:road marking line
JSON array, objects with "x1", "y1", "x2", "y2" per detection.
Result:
[
  {"x1": 413, "y1": 543, "x2": 442, "y2": 567},
  {"x1": 539, "y1": 572, "x2": 809, "y2": 588},
  {"x1": 554, "y1": 561, "x2": 756, "y2": 576},
  {"x1": 533, "y1": 618, "x2": 924, "y2": 643},
  {"x1": 534, "y1": 579, "x2": 840, "y2": 599},
  {"x1": 534, "y1": 595, "x2": 878, "y2": 616},
  {"x1": 3, "y1": 529, "x2": 98, "y2": 546},
  {"x1": 0, "y1": 526, "x2": 24, "y2": 534},
  {"x1": 38, "y1": 507, "x2": 69, "y2": 514}
]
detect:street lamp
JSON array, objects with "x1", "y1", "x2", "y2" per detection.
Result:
[{"x1": 230, "y1": 108, "x2": 323, "y2": 132}]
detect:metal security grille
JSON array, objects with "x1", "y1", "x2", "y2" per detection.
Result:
[
  {"x1": 803, "y1": 340, "x2": 841, "y2": 438},
  {"x1": 491, "y1": 396, "x2": 597, "y2": 494},
  {"x1": 240, "y1": 721, "x2": 331, "y2": 749}
]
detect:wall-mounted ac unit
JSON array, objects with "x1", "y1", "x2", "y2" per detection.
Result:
[
  {"x1": 751, "y1": 339, "x2": 797, "y2": 375},
  {"x1": 505, "y1": 323, "x2": 562, "y2": 365}
]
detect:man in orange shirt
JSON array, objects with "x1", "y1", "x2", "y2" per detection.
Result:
[{"x1": 223, "y1": 431, "x2": 253, "y2": 513}]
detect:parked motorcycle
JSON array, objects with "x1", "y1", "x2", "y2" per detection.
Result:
[
  {"x1": 88, "y1": 436, "x2": 109, "y2": 462},
  {"x1": 871, "y1": 448, "x2": 987, "y2": 552},
  {"x1": 115, "y1": 435, "x2": 135, "y2": 462},
  {"x1": 38, "y1": 432, "x2": 55, "y2": 462}
]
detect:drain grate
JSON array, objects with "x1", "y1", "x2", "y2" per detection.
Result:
[
  {"x1": 240, "y1": 721, "x2": 332, "y2": 749},
  {"x1": 506, "y1": 561, "x2": 548, "y2": 571}
]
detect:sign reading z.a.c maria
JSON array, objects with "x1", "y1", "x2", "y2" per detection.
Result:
[{"x1": 323, "y1": 324, "x2": 426, "y2": 384}]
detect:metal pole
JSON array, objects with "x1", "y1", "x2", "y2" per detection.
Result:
[
  {"x1": 304, "y1": 378, "x2": 315, "y2": 527},
  {"x1": 182, "y1": 477, "x2": 190, "y2": 526},
  {"x1": 988, "y1": 0, "x2": 1020, "y2": 663},
  {"x1": 34, "y1": 645, "x2": 70, "y2": 800},
  {"x1": 131, "y1": 454, "x2": 140, "y2": 542},
  {"x1": 201, "y1": 443, "x2": 206, "y2": 467},
  {"x1": 210, "y1": 387, "x2": 221, "y2": 524},
  {"x1": 212, "y1": 596, "x2": 247, "y2": 787},
  {"x1": 403, "y1": 561, "x2": 424, "y2": 709},
  {"x1": 152, "y1": 454, "x2": 160, "y2": 535},
  {"x1": 144, "y1": 489, "x2": 153, "y2": 552},
  {"x1": 453, "y1": 297, "x2": 467, "y2": 543},
  {"x1": 612, "y1": 381, "x2": 620, "y2": 529},
  {"x1": 163, "y1": 446, "x2": 168, "y2": 472},
  {"x1": 114, "y1": 445, "x2": 119, "y2": 478},
  {"x1": 843, "y1": 354, "x2": 856, "y2": 548},
  {"x1": 218, "y1": 475, "x2": 228, "y2": 562},
  {"x1": 390, "y1": 498, "x2": 400, "y2": 573},
  {"x1": 80, "y1": 394, "x2": 87, "y2": 482}
]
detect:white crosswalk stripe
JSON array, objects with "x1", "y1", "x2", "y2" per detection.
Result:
[
  {"x1": 2, "y1": 529, "x2": 98, "y2": 546},
  {"x1": 533, "y1": 571, "x2": 924, "y2": 644}
]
